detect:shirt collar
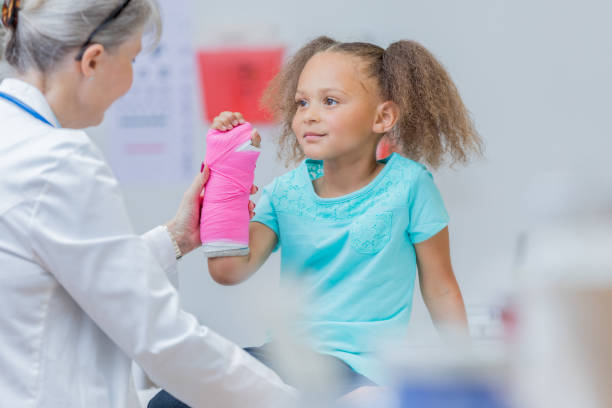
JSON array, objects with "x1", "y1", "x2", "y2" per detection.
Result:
[{"x1": 0, "y1": 78, "x2": 61, "y2": 128}]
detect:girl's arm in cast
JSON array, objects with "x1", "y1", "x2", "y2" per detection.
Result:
[
  {"x1": 206, "y1": 111, "x2": 276, "y2": 285},
  {"x1": 208, "y1": 223, "x2": 277, "y2": 285}
]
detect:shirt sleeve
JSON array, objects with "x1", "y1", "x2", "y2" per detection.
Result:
[
  {"x1": 251, "y1": 180, "x2": 280, "y2": 251},
  {"x1": 28, "y1": 136, "x2": 296, "y2": 408},
  {"x1": 406, "y1": 168, "x2": 449, "y2": 244}
]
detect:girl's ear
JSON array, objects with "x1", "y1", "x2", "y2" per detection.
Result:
[
  {"x1": 372, "y1": 101, "x2": 399, "y2": 134},
  {"x1": 78, "y1": 44, "x2": 105, "y2": 80}
]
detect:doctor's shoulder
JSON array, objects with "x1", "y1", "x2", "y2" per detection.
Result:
[{"x1": 29, "y1": 127, "x2": 113, "y2": 185}]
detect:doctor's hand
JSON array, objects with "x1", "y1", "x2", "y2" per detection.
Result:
[
  {"x1": 165, "y1": 166, "x2": 259, "y2": 256},
  {"x1": 165, "y1": 167, "x2": 210, "y2": 256}
]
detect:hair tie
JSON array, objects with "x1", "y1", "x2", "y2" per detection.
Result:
[{"x1": 1, "y1": 0, "x2": 21, "y2": 30}]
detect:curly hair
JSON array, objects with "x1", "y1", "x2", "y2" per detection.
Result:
[{"x1": 261, "y1": 36, "x2": 483, "y2": 168}]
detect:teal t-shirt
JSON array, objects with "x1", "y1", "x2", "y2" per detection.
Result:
[{"x1": 251, "y1": 153, "x2": 449, "y2": 384}]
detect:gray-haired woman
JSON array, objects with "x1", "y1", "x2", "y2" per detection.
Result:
[{"x1": 0, "y1": 0, "x2": 296, "y2": 406}]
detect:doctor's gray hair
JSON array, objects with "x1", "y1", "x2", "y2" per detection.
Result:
[{"x1": 0, "y1": 0, "x2": 161, "y2": 78}]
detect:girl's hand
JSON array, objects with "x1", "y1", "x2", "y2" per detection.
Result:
[
  {"x1": 211, "y1": 111, "x2": 245, "y2": 131},
  {"x1": 211, "y1": 111, "x2": 261, "y2": 147}
]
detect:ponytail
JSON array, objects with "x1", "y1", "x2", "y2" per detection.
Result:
[{"x1": 383, "y1": 40, "x2": 482, "y2": 168}]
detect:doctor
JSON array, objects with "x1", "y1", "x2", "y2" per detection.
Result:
[{"x1": 0, "y1": 0, "x2": 296, "y2": 407}]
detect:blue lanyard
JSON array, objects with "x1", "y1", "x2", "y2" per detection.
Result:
[{"x1": 0, "y1": 91, "x2": 54, "y2": 127}]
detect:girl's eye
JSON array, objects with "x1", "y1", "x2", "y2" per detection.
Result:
[
  {"x1": 325, "y1": 97, "x2": 338, "y2": 106},
  {"x1": 296, "y1": 99, "x2": 308, "y2": 108}
]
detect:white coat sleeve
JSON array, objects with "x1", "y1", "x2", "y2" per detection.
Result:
[
  {"x1": 142, "y1": 226, "x2": 179, "y2": 288},
  {"x1": 28, "y1": 136, "x2": 297, "y2": 408}
]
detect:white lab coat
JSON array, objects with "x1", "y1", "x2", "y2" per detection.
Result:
[{"x1": 0, "y1": 78, "x2": 296, "y2": 408}]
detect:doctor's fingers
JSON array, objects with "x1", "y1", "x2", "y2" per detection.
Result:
[
  {"x1": 211, "y1": 111, "x2": 245, "y2": 131},
  {"x1": 248, "y1": 185, "x2": 258, "y2": 218},
  {"x1": 194, "y1": 166, "x2": 209, "y2": 200},
  {"x1": 249, "y1": 200, "x2": 256, "y2": 219}
]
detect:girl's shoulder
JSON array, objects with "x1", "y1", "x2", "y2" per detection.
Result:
[
  {"x1": 260, "y1": 162, "x2": 312, "y2": 215},
  {"x1": 374, "y1": 154, "x2": 433, "y2": 192},
  {"x1": 268, "y1": 160, "x2": 312, "y2": 191},
  {"x1": 389, "y1": 153, "x2": 429, "y2": 176},
  {"x1": 368, "y1": 154, "x2": 442, "y2": 210}
]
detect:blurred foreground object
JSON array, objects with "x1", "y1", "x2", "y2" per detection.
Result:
[
  {"x1": 513, "y1": 213, "x2": 612, "y2": 408},
  {"x1": 382, "y1": 330, "x2": 510, "y2": 408}
]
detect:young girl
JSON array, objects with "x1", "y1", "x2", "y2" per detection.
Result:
[{"x1": 150, "y1": 35, "x2": 481, "y2": 407}]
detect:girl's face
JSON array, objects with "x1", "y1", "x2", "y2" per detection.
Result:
[{"x1": 292, "y1": 51, "x2": 382, "y2": 162}]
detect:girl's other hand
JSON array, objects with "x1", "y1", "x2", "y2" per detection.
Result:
[{"x1": 211, "y1": 111, "x2": 245, "y2": 131}]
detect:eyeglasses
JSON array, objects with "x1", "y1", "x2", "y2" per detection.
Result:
[{"x1": 75, "y1": 0, "x2": 132, "y2": 61}]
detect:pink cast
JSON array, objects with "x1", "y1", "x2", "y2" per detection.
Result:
[{"x1": 201, "y1": 123, "x2": 260, "y2": 255}]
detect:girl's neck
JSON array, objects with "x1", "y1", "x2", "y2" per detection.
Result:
[{"x1": 315, "y1": 153, "x2": 385, "y2": 198}]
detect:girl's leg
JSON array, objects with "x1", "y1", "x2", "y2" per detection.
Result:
[
  {"x1": 247, "y1": 343, "x2": 375, "y2": 398},
  {"x1": 147, "y1": 389, "x2": 189, "y2": 408}
]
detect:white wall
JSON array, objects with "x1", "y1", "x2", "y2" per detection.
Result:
[{"x1": 92, "y1": 0, "x2": 612, "y2": 346}]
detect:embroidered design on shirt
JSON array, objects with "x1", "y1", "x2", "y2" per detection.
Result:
[
  {"x1": 349, "y1": 212, "x2": 393, "y2": 254},
  {"x1": 274, "y1": 159, "x2": 405, "y2": 221}
]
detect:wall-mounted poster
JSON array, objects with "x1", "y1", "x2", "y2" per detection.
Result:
[{"x1": 106, "y1": 0, "x2": 196, "y2": 183}]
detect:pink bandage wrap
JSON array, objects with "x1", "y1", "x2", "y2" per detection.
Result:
[{"x1": 201, "y1": 123, "x2": 260, "y2": 257}]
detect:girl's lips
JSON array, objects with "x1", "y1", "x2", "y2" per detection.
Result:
[{"x1": 303, "y1": 132, "x2": 326, "y2": 140}]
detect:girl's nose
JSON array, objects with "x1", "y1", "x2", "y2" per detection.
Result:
[{"x1": 302, "y1": 106, "x2": 320, "y2": 123}]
